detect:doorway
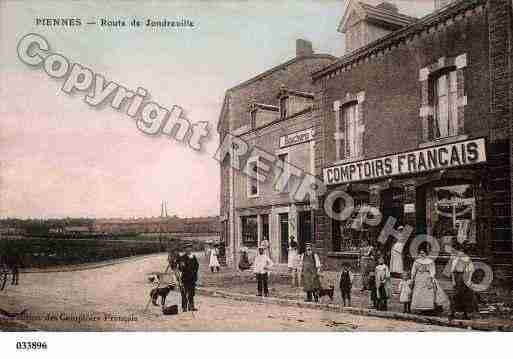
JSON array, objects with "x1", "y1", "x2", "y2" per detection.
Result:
[
  {"x1": 298, "y1": 211, "x2": 312, "y2": 254},
  {"x1": 279, "y1": 213, "x2": 289, "y2": 263},
  {"x1": 381, "y1": 187, "x2": 405, "y2": 260}
]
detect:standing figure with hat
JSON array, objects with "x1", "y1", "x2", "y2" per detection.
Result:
[
  {"x1": 298, "y1": 244, "x2": 322, "y2": 302},
  {"x1": 253, "y1": 245, "x2": 273, "y2": 296},
  {"x1": 390, "y1": 225, "x2": 407, "y2": 278},
  {"x1": 176, "y1": 244, "x2": 199, "y2": 312},
  {"x1": 288, "y1": 236, "x2": 300, "y2": 287},
  {"x1": 260, "y1": 235, "x2": 271, "y2": 259}
]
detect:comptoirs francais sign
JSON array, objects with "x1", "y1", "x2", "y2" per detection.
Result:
[{"x1": 323, "y1": 138, "x2": 487, "y2": 185}]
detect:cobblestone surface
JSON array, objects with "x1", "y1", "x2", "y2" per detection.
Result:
[{"x1": 0, "y1": 254, "x2": 464, "y2": 331}]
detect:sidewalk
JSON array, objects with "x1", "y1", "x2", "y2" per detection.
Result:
[{"x1": 197, "y1": 256, "x2": 513, "y2": 331}]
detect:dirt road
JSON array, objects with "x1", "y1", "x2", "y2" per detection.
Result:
[{"x1": 0, "y1": 254, "x2": 463, "y2": 331}]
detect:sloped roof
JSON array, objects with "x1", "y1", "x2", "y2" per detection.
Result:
[
  {"x1": 216, "y1": 53, "x2": 336, "y2": 132},
  {"x1": 316, "y1": 0, "x2": 484, "y2": 80},
  {"x1": 338, "y1": 0, "x2": 417, "y2": 33}
]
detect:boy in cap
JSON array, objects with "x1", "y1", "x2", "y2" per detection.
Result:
[{"x1": 253, "y1": 246, "x2": 273, "y2": 296}]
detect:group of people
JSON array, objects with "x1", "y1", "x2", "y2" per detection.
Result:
[
  {"x1": 248, "y1": 231, "x2": 479, "y2": 320},
  {"x1": 250, "y1": 236, "x2": 323, "y2": 302},
  {"x1": 166, "y1": 232, "x2": 479, "y2": 320},
  {"x1": 165, "y1": 244, "x2": 199, "y2": 312},
  {"x1": 359, "y1": 232, "x2": 478, "y2": 319}
]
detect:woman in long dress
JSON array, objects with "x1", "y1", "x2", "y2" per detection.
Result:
[
  {"x1": 288, "y1": 238, "x2": 299, "y2": 287},
  {"x1": 410, "y1": 250, "x2": 436, "y2": 312},
  {"x1": 375, "y1": 256, "x2": 392, "y2": 311},
  {"x1": 449, "y1": 248, "x2": 478, "y2": 319},
  {"x1": 390, "y1": 239, "x2": 405, "y2": 277},
  {"x1": 359, "y1": 242, "x2": 375, "y2": 291}
]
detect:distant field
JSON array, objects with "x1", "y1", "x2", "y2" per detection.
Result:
[{"x1": 0, "y1": 236, "x2": 204, "y2": 268}]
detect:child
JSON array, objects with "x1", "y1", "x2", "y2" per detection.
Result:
[
  {"x1": 368, "y1": 270, "x2": 378, "y2": 309},
  {"x1": 399, "y1": 272, "x2": 412, "y2": 313},
  {"x1": 339, "y1": 265, "x2": 353, "y2": 307},
  {"x1": 209, "y1": 246, "x2": 220, "y2": 273}
]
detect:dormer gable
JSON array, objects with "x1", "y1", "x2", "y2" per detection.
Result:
[
  {"x1": 338, "y1": 0, "x2": 416, "y2": 54},
  {"x1": 277, "y1": 85, "x2": 315, "y2": 120}
]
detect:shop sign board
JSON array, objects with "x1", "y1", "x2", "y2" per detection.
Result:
[
  {"x1": 279, "y1": 128, "x2": 315, "y2": 148},
  {"x1": 323, "y1": 138, "x2": 486, "y2": 185}
]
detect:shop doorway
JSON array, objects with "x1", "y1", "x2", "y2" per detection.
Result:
[
  {"x1": 381, "y1": 188, "x2": 405, "y2": 260},
  {"x1": 279, "y1": 213, "x2": 289, "y2": 263},
  {"x1": 298, "y1": 211, "x2": 312, "y2": 254}
]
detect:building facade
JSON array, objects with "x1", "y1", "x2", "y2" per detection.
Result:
[
  {"x1": 312, "y1": 0, "x2": 512, "y2": 287},
  {"x1": 217, "y1": 0, "x2": 513, "y2": 290},
  {"x1": 218, "y1": 40, "x2": 336, "y2": 266}
]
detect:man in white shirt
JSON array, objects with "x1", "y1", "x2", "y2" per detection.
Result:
[{"x1": 253, "y1": 246, "x2": 273, "y2": 297}]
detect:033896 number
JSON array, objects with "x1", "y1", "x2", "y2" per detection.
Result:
[{"x1": 16, "y1": 341, "x2": 48, "y2": 350}]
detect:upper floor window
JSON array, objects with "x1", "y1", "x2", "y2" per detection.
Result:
[
  {"x1": 431, "y1": 69, "x2": 458, "y2": 139},
  {"x1": 419, "y1": 55, "x2": 467, "y2": 144},
  {"x1": 280, "y1": 96, "x2": 288, "y2": 119},
  {"x1": 337, "y1": 102, "x2": 363, "y2": 160},
  {"x1": 247, "y1": 159, "x2": 259, "y2": 197},
  {"x1": 250, "y1": 108, "x2": 257, "y2": 129},
  {"x1": 274, "y1": 153, "x2": 289, "y2": 193}
]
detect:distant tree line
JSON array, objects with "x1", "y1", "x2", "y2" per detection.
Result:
[{"x1": 0, "y1": 218, "x2": 94, "y2": 235}]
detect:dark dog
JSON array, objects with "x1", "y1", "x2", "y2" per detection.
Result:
[
  {"x1": 316, "y1": 285, "x2": 335, "y2": 301},
  {"x1": 150, "y1": 284, "x2": 176, "y2": 307}
]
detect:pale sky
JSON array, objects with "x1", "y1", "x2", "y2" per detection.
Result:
[{"x1": 0, "y1": 0, "x2": 434, "y2": 219}]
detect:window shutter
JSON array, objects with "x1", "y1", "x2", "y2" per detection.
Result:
[{"x1": 339, "y1": 106, "x2": 346, "y2": 160}]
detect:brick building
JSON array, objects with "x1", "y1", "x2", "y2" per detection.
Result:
[
  {"x1": 217, "y1": 0, "x2": 512, "y2": 289},
  {"x1": 312, "y1": 0, "x2": 512, "y2": 287},
  {"x1": 217, "y1": 40, "x2": 336, "y2": 266},
  {"x1": 93, "y1": 216, "x2": 220, "y2": 235}
]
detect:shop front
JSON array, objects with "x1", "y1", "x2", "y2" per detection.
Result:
[
  {"x1": 237, "y1": 203, "x2": 314, "y2": 265},
  {"x1": 322, "y1": 138, "x2": 489, "y2": 269}
]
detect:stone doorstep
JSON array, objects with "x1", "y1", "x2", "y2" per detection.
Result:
[{"x1": 196, "y1": 287, "x2": 513, "y2": 332}]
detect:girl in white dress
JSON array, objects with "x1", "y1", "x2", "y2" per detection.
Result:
[
  {"x1": 398, "y1": 272, "x2": 412, "y2": 313},
  {"x1": 209, "y1": 246, "x2": 220, "y2": 272}
]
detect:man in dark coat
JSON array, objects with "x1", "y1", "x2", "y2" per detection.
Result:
[{"x1": 177, "y1": 244, "x2": 199, "y2": 312}]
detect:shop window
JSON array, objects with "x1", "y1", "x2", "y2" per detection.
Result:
[
  {"x1": 430, "y1": 69, "x2": 458, "y2": 139},
  {"x1": 430, "y1": 184, "x2": 476, "y2": 250},
  {"x1": 332, "y1": 192, "x2": 370, "y2": 252},
  {"x1": 241, "y1": 216, "x2": 258, "y2": 248},
  {"x1": 247, "y1": 159, "x2": 259, "y2": 197}
]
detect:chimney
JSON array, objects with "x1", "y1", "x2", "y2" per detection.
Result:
[
  {"x1": 434, "y1": 0, "x2": 454, "y2": 10},
  {"x1": 376, "y1": 2, "x2": 399, "y2": 13},
  {"x1": 296, "y1": 39, "x2": 314, "y2": 57}
]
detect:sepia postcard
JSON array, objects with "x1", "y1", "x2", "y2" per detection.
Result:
[{"x1": 1, "y1": 0, "x2": 513, "y2": 355}]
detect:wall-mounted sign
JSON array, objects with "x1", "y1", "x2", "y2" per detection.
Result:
[
  {"x1": 404, "y1": 203, "x2": 415, "y2": 213},
  {"x1": 323, "y1": 138, "x2": 487, "y2": 185},
  {"x1": 279, "y1": 127, "x2": 315, "y2": 148}
]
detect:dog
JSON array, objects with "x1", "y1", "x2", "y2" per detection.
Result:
[
  {"x1": 150, "y1": 284, "x2": 175, "y2": 307},
  {"x1": 316, "y1": 285, "x2": 335, "y2": 301},
  {"x1": 148, "y1": 274, "x2": 176, "y2": 307}
]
